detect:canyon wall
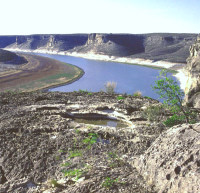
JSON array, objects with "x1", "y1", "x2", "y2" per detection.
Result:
[
  {"x1": 184, "y1": 34, "x2": 200, "y2": 108},
  {"x1": 0, "y1": 33, "x2": 197, "y2": 63}
]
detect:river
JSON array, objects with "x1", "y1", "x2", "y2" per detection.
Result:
[{"x1": 35, "y1": 53, "x2": 179, "y2": 100}]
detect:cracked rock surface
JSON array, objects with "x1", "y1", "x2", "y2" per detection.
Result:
[{"x1": 0, "y1": 91, "x2": 199, "y2": 192}]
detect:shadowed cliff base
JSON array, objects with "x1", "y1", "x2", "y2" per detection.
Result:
[
  {"x1": 0, "y1": 49, "x2": 27, "y2": 64},
  {"x1": 0, "y1": 53, "x2": 83, "y2": 92}
]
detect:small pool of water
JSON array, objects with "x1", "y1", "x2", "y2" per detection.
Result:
[{"x1": 74, "y1": 118, "x2": 128, "y2": 128}]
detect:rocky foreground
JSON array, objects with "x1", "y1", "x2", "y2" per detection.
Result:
[{"x1": 0, "y1": 91, "x2": 199, "y2": 193}]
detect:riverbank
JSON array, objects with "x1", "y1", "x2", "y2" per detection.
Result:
[
  {"x1": 5, "y1": 48, "x2": 188, "y2": 91},
  {"x1": 6, "y1": 48, "x2": 185, "y2": 69},
  {"x1": 0, "y1": 53, "x2": 83, "y2": 92}
]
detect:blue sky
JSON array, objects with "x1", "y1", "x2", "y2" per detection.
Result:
[{"x1": 0, "y1": 0, "x2": 199, "y2": 35}]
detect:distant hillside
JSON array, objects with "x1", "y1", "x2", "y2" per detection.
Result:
[
  {"x1": 0, "y1": 49, "x2": 27, "y2": 64},
  {"x1": 0, "y1": 33, "x2": 198, "y2": 63},
  {"x1": 0, "y1": 49, "x2": 18, "y2": 62}
]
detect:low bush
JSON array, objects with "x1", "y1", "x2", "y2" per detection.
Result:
[
  {"x1": 164, "y1": 114, "x2": 185, "y2": 127},
  {"x1": 133, "y1": 90, "x2": 142, "y2": 97},
  {"x1": 105, "y1": 81, "x2": 117, "y2": 94},
  {"x1": 116, "y1": 96, "x2": 125, "y2": 100},
  {"x1": 164, "y1": 111, "x2": 198, "y2": 127},
  {"x1": 142, "y1": 105, "x2": 166, "y2": 122}
]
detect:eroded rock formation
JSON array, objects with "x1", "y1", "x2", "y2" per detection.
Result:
[
  {"x1": 134, "y1": 123, "x2": 200, "y2": 193},
  {"x1": 0, "y1": 91, "x2": 166, "y2": 193},
  {"x1": 0, "y1": 33, "x2": 197, "y2": 63},
  {"x1": 0, "y1": 91, "x2": 199, "y2": 192},
  {"x1": 185, "y1": 34, "x2": 200, "y2": 107}
]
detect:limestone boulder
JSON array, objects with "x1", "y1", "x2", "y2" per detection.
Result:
[{"x1": 134, "y1": 123, "x2": 200, "y2": 193}]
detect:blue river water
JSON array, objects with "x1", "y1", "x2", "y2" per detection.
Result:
[{"x1": 36, "y1": 53, "x2": 179, "y2": 100}]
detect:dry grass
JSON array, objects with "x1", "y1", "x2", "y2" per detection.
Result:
[
  {"x1": 133, "y1": 90, "x2": 142, "y2": 97},
  {"x1": 105, "y1": 81, "x2": 117, "y2": 94}
]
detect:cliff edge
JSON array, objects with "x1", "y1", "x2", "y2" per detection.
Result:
[
  {"x1": 0, "y1": 33, "x2": 197, "y2": 63},
  {"x1": 184, "y1": 34, "x2": 200, "y2": 107}
]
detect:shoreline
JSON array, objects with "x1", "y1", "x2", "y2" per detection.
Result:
[
  {"x1": 174, "y1": 69, "x2": 188, "y2": 90},
  {"x1": 0, "y1": 53, "x2": 84, "y2": 92},
  {"x1": 41, "y1": 68, "x2": 84, "y2": 92},
  {"x1": 5, "y1": 48, "x2": 188, "y2": 91}
]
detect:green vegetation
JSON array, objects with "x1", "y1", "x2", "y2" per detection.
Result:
[
  {"x1": 82, "y1": 133, "x2": 99, "y2": 145},
  {"x1": 142, "y1": 105, "x2": 166, "y2": 122},
  {"x1": 78, "y1": 89, "x2": 88, "y2": 93},
  {"x1": 107, "y1": 152, "x2": 124, "y2": 168},
  {"x1": 144, "y1": 96, "x2": 152, "y2": 99},
  {"x1": 57, "y1": 132, "x2": 100, "y2": 183},
  {"x1": 69, "y1": 150, "x2": 83, "y2": 158},
  {"x1": 102, "y1": 177, "x2": 119, "y2": 189},
  {"x1": 62, "y1": 169, "x2": 83, "y2": 181},
  {"x1": 116, "y1": 96, "x2": 125, "y2": 100},
  {"x1": 61, "y1": 162, "x2": 71, "y2": 167},
  {"x1": 153, "y1": 70, "x2": 197, "y2": 127}
]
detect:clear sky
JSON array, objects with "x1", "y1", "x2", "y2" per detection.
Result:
[{"x1": 0, "y1": 0, "x2": 199, "y2": 35}]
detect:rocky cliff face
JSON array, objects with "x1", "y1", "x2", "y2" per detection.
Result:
[
  {"x1": 0, "y1": 33, "x2": 197, "y2": 63},
  {"x1": 184, "y1": 34, "x2": 200, "y2": 107}
]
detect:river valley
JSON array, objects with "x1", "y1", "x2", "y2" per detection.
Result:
[{"x1": 35, "y1": 53, "x2": 179, "y2": 100}]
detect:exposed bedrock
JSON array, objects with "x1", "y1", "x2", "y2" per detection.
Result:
[
  {"x1": 134, "y1": 123, "x2": 200, "y2": 193},
  {"x1": 185, "y1": 34, "x2": 200, "y2": 108},
  {"x1": 0, "y1": 33, "x2": 197, "y2": 63},
  {"x1": 0, "y1": 92, "x2": 199, "y2": 192}
]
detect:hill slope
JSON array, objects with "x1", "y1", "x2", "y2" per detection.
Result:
[{"x1": 0, "y1": 49, "x2": 27, "y2": 64}]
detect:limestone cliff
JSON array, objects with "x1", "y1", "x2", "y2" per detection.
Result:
[
  {"x1": 184, "y1": 34, "x2": 200, "y2": 107},
  {"x1": 0, "y1": 33, "x2": 197, "y2": 63}
]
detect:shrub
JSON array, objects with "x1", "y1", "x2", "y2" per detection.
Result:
[
  {"x1": 153, "y1": 70, "x2": 197, "y2": 125},
  {"x1": 164, "y1": 111, "x2": 198, "y2": 127},
  {"x1": 142, "y1": 105, "x2": 166, "y2": 122},
  {"x1": 105, "y1": 81, "x2": 117, "y2": 94},
  {"x1": 164, "y1": 114, "x2": 185, "y2": 127},
  {"x1": 133, "y1": 90, "x2": 142, "y2": 97},
  {"x1": 116, "y1": 96, "x2": 125, "y2": 100},
  {"x1": 144, "y1": 96, "x2": 152, "y2": 99}
]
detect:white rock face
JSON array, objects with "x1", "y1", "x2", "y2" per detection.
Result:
[{"x1": 134, "y1": 123, "x2": 200, "y2": 193}]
